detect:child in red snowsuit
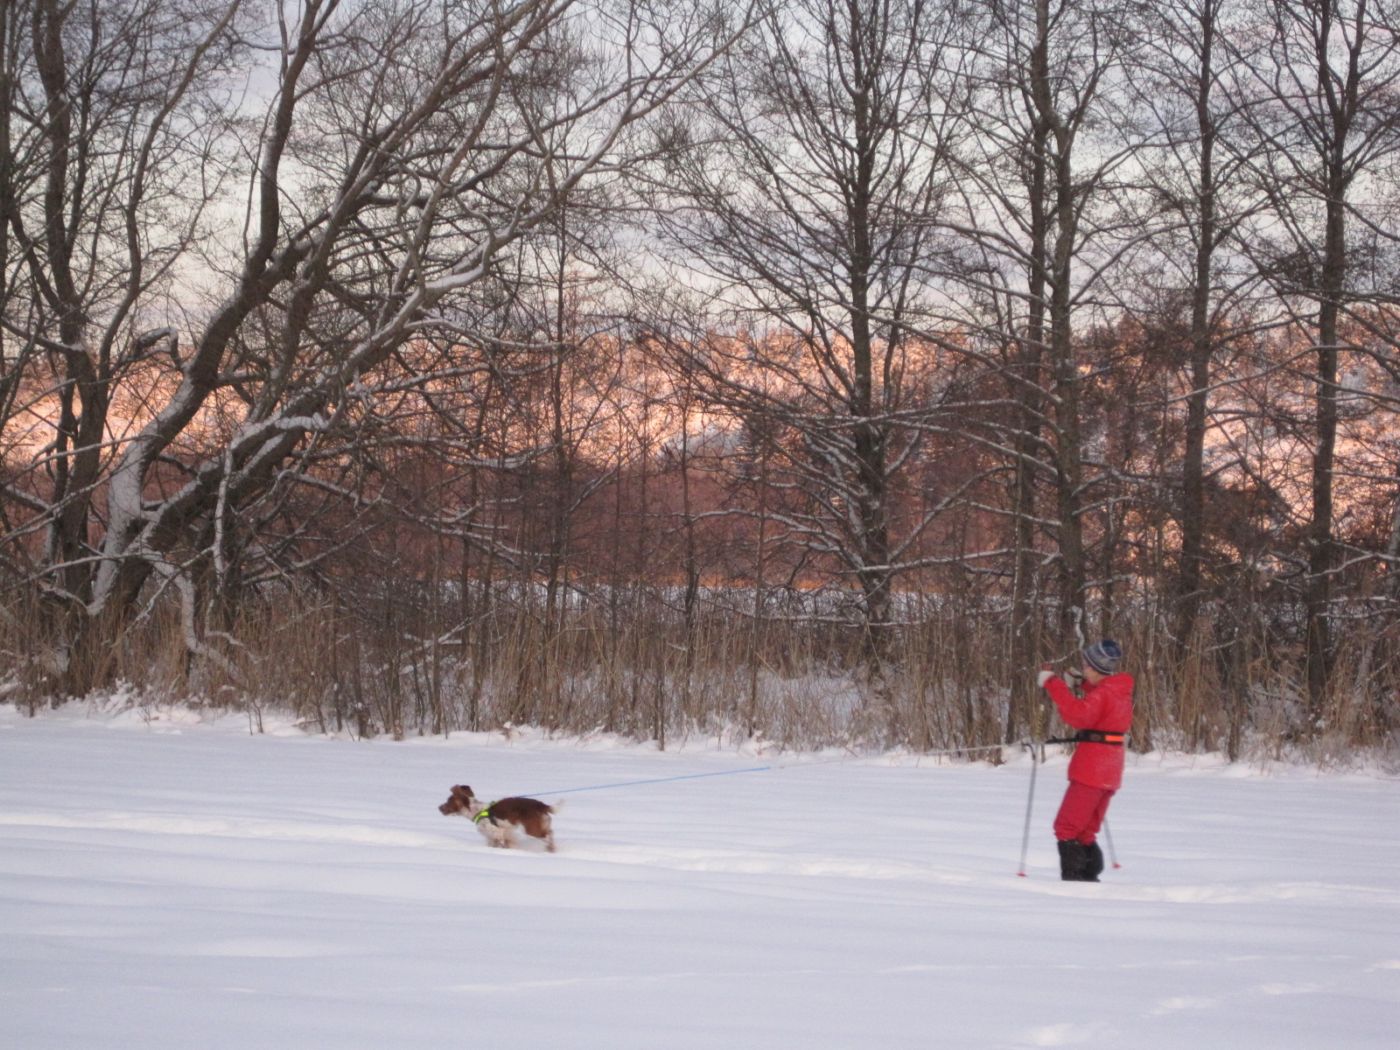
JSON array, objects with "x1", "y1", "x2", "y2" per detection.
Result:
[{"x1": 1037, "y1": 639, "x2": 1133, "y2": 882}]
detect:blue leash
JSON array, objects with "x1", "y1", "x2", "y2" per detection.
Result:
[
  {"x1": 524, "y1": 742, "x2": 1007, "y2": 799},
  {"x1": 527, "y1": 765, "x2": 774, "y2": 798}
]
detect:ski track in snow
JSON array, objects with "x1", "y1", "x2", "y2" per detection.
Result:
[{"x1": 1, "y1": 704, "x2": 1398, "y2": 1049}]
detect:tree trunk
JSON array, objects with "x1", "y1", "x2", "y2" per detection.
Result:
[
  {"x1": 1177, "y1": 2, "x2": 1221, "y2": 651},
  {"x1": 1306, "y1": 185, "x2": 1346, "y2": 721}
]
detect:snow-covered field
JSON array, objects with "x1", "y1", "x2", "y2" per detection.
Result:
[{"x1": 2, "y1": 703, "x2": 1397, "y2": 1050}]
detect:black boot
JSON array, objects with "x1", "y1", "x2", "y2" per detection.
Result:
[
  {"x1": 1082, "y1": 841, "x2": 1104, "y2": 882},
  {"x1": 1057, "y1": 839, "x2": 1085, "y2": 881}
]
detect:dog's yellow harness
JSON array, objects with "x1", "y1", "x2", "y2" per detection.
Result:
[{"x1": 472, "y1": 805, "x2": 497, "y2": 826}]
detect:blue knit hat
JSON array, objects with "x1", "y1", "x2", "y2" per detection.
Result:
[{"x1": 1082, "y1": 639, "x2": 1123, "y2": 675}]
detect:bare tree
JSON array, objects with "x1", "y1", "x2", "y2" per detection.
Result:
[
  {"x1": 1127, "y1": 0, "x2": 1276, "y2": 648},
  {"x1": 649, "y1": 0, "x2": 967, "y2": 712},
  {"x1": 945, "y1": 0, "x2": 1149, "y2": 738},
  {"x1": 1, "y1": 0, "x2": 246, "y2": 607},
  {"x1": 1, "y1": 0, "x2": 755, "y2": 692},
  {"x1": 1235, "y1": 0, "x2": 1400, "y2": 720}
]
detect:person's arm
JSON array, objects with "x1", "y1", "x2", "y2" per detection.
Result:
[{"x1": 1041, "y1": 675, "x2": 1102, "y2": 729}]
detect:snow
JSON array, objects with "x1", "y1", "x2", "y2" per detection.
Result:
[{"x1": 2, "y1": 703, "x2": 1397, "y2": 1050}]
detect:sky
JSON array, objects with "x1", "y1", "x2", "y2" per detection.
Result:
[{"x1": 1, "y1": 701, "x2": 1397, "y2": 1050}]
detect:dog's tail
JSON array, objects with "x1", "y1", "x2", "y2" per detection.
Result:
[{"x1": 550, "y1": 798, "x2": 566, "y2": 812}]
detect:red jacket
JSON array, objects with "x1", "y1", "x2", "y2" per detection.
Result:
[{"x1": 1043, "y1": 672, "x2": 1134, "y2": 790}]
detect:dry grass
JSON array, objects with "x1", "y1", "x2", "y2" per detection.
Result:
[{"x1": 1, "y1": 578, "x2": 1395, "y2": 765}]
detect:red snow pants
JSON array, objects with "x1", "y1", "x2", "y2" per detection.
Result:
[{"x1": 1053, "y1": 780, "x2": 1115, "y2": 845}]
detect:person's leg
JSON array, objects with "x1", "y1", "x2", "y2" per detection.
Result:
[
  {"x1": 1053, "y1": 781, "x2": 1104, "y2": 842},
  {"x1": 1076, "y1": 788, "x2": 1115, "y2": 845},
  {"x1": 1054, "y1": 782, "x2": 1111, "y2": 881},
  {"x1": 1079, "y1": 788, "x2": 1115, "y2": 879}
]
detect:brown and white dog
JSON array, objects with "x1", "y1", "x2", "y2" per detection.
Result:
[{"x1": 438, "y1": 784, "x2": 558, "y2": 852}]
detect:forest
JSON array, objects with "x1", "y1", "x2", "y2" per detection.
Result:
[{"x1": 1, "y1": 0, "x2": 1397, "y2": 761}]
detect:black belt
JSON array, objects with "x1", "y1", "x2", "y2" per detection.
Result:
[
  {"x1": 1047, "y1": 730, "x2": 1126, "y2": 746},
  {"x1": 1075, "y1": 729, "x2": 1125, "y2": 745}
]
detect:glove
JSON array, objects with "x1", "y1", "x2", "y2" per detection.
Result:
[{"x1": 1036, "y1": 669, "x2": 1054, "y2": 688}]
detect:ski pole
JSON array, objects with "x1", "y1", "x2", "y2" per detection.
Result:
[
  {"x1": 1103, "y1": 818, "x2": 1121, "y2": 870},
  {"x1": 1017, "y1": 740, "x2": 1039, "y2": 877}
]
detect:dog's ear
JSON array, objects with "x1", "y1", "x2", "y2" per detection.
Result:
[{"x1": 452, "y1": 784, "x2": 473, "y2": 798}]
